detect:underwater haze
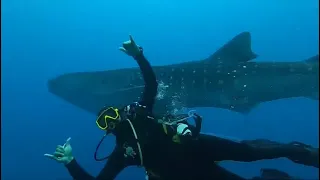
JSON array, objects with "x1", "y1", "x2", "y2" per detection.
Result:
[{"x1": 1, "y1": 0, "x2": 319, "y2": 179}]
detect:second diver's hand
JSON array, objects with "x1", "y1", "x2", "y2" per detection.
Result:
[
  {"x1": 44, "y1": 137, "x2": 74, "y2": 165},
  {"x1": 119, "y1": 35, "x2": 143, "y2": 59}
]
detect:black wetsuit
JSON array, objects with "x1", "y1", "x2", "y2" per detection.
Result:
[{"x1": 65, "y1": 48, "x2": 318, "y2": 180}]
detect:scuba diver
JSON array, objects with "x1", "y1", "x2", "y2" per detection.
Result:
[{"x1": 45, "y1": 35, "x2": 319, "y2": 180}]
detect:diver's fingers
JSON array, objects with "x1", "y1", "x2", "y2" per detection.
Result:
[
  {"x1": 63, "y1": 137, "x2": 71, "y2": 147},
  {"x1": 54, "y1": 152, "x2": 65, "y2": 157},
  {"x1": 44, "y1": 153, "x2": 58, "y2": 160},
  {"x1": 57, "y1": 145, "x2": 65, "y2": 149},
  {"x1": 44, "y1": 153, "x2": 54, "y2": 158},
  {"x1": 119, "y1": 47, "x2": 128, "y2": 54},
  {"x1": 193, "y1": 113, "x2": 202, "y2": 121},
  {"x1": 194, "y1": 113, "x2": 200, "y2": 118},
  {"x1": 122, "y1": 40, "x2": 130, "y2": 46},
  {"x1": 56, "y1": 146, "x2": 65, "y2": 153},
  {"x1": 188, "y1": 110, "x2": 196, "y2": 117},
  {"x1": 193, "y1": 112, "x2": 201, "y2": 118},
  {"x1": 129, "y1": 35, "x2": 135, "y2": 44}
]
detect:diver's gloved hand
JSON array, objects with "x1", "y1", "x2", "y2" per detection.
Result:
[
  {"x1": 119, "y1": 35, "x2": 142, "y2": 58},
  {"x1": 44, "y1": 137, "x2": 74, "y2": 165},
  {"x1": 192, "y1": 113, "x2": 202, "y2": 123},
  {"x1": 190, "y1": 113, "x2": 202, "y2": 138}
]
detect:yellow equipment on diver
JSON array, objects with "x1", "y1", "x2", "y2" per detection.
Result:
[
  {"x1": 96, "y1": 107, "x2": 120, "y2": 130},
  {"x1": 94, "y1": 109, "x2": 144, "y2": 166}
]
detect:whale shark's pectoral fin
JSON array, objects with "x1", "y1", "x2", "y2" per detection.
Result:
[
  {"x1": 207, "y1": 92, "x2": 258, "y2": 114},
  {"x1": 206, "y1": 32, "x2": 258, "y2": 64}
]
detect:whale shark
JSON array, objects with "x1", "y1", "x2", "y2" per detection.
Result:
[{"x1": 47, "y1": 32, "x2": 319, "y2": 115}]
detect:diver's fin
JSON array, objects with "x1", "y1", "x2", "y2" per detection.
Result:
[
  {"x1": 206, "y1": 32, "x2": 258, "y2": 64},
  {"x1": 259, "y1": 168, "x2": 294, "y2": 180},
  {"x1": 304, "y1": 55, "x2": 319, "y2": 63}
]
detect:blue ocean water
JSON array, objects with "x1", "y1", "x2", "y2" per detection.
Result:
[{"x1": 1, "y1": 0, "x2": 319, "y2": 179}]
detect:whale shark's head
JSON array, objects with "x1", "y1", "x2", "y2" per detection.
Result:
[{"x1": 48, "y1": 68, "x2": 145, "y2": 114}]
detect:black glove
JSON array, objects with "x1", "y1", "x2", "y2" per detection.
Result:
[
  {"x1": 192, "y1": 113, "x2": 202, "y2": 137},
  {"x1": 192, "y1": 113, "x2": 202, "y2": 123}
]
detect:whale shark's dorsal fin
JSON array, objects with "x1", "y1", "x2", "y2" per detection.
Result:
[{"x1": 206, "y1": 32, "x2": 258, "y2": 64}]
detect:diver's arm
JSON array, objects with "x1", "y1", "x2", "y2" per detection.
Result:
[
  {"x1": 65, "y1": 148, "x2": 125, "y2": 180},
  {"x1": 134, "y1": 48, "x2": 158, "y2": 111}
]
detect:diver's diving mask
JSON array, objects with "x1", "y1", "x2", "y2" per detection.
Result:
[
  {"x1": 95, "y1": 107, "x2": 120, "y2": 130},
  {"x1": 94, "y1": 107, "x2": 143, "y2": 164}
]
